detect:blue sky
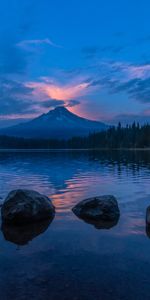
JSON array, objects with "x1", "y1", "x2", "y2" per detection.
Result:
[{"x1": 0, "y1": 0, "x2": 150, "y2": 127}]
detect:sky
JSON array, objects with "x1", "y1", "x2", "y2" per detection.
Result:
[{"x1": 1, "y1": 0, "x2": 150, "y2": 127}]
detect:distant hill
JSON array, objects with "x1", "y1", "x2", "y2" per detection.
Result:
[{"x1": 0, "y1": 106, "x2": 107, "y2": 139}]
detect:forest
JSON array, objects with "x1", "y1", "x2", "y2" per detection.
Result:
[{"x1": 0, "y1": 123, "x2": 149, "y2": 149}]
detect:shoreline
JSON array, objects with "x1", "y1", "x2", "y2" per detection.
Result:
[{"x1": 0, "y1": 148, "x2": 150, "y2": 152}]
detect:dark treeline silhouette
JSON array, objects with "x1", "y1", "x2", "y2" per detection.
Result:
[{"x1": 0, "y1": 122, "x2": 150, "y2": 149}]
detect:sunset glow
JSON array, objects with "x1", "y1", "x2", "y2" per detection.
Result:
[
  {"x1": 0, "y1": 0, "x2": 150, "y2": 127},
  {"x1": 27, "y1": 80, "x2": 90, "y2": 101}
]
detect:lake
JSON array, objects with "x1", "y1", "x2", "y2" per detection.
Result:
[{"x1": 0, "y1": 150, "x2": 150, "y2": 300}]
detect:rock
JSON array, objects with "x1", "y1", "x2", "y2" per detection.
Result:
[
  {"x1": 0, "y1": 196, "x2": 3, "y2": 207},
  {"x1": 146, "y1": 206, "x2": 150, "y2": 226},
  {"x1": 146, "y1": 225, "x2": 150, "y2": 238},
  {"x1": 1, "y1": 189, "x2": 55, "y2": 225},
  {"x1": 146, "y1": 206, "x2": 150, "y2": 238},
  {"x1": 1, "y1": 219, "x2": 52, "y2": 245},
  {"x1": 72, "y1": 195, "x2": 120, "y2": 226}
]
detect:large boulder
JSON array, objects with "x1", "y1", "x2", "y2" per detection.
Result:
[
  {"x1": 1, "y1": 189, "x2": 55, "y2": 225},
  {"x1": 72, "y1": 195, "x2": 120, "y2": 227}
]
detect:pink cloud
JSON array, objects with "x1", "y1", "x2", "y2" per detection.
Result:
[
  {"x1": 104, "y1": 61, "x2": 150, "y2": 80},
  {"x1": 126, "y1": 64, "x2": 150, "y2": 79},
  {"x1": 26, "y1": 77, "x2": 94, "y2": 101}
]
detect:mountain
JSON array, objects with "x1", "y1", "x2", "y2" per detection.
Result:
[{"x1": 0, "y1": 106, "x2": 108, "y2": 139}]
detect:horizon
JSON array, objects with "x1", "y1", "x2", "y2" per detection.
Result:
[{"x1": 0, "y1": 0, "x2": 150, "y2": 128}]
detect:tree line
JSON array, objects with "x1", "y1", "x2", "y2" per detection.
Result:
[{"x1": 0, "y1": 122, "x2": 149, "y2": 149}]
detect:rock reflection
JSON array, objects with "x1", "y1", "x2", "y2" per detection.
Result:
[
  {"x1": 1, "y1": 218, "x2": 54, "y2": 245},
  {"x1": 73, "y1": 215, "x2": 120, "y2": 230},
  {"x1": 146, "y1": 225, "x2": 150, "y2": 238}
]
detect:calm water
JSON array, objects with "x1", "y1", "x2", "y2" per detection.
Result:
[{"x1": 0, "y1": 150, "x2": 150, "y2": 300}]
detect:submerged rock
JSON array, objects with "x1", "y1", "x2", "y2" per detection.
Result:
[
  {"x1": 0, "y1": 196, "x2": 3, "y2": 207},
  {"x1": 146, "y1": 206, "x2": 150, "y2": 238},
  {"x1": 146, "y1": 225, "x2": 150, "y2": 238},
  {"x1": 1, "y1": 189, "x2": 55, "y2": 225},
  {"x1": 146, "y1": 206, "x2": 150, "y2": 226},
  {"x1": 72, "y1": 195, "x2": 120, "y2": 227},
  {"x1": 2, "y1": 219, "x2": 52, "y2": 245}
]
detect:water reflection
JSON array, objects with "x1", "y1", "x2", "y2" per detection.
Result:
[
  {"x1": 0, "y1": 150, "x2": 149, "y2": 236},
  {"x1": 145, "y1": 225, "x2": 150, "y2": 238},
  {"x1": 1, "y1": 218, "x2": 53, "y2": 245},
  {"x1": 0, "y1": 151, "x2": 150, "y2": 299},
  {"x1": 74, "y1": 215, "x2": 120, "y2": 229}
]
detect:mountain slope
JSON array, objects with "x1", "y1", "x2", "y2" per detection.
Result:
[{"x1": 0, "y1": 106, "x2": 108, "y2": 139}]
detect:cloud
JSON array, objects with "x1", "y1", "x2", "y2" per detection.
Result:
[
  {"x1": 93, "y1": 60, "x2": 150, "y2": 103},
  {"x1": 0, "y1": 78, "x2": 67, "y2": 121},
  {"x1": 2, "y1": 58, "x2": 150, "y2": 124},
  {"x1": 66, "y1": 100, "x2": 80, "y2": 107},
  {"x1": 113, "y1": 62, "x2": 150, "y2": 79},
  {"x1": 17, "y1": 38, "x2": 62, "y2": 51},
  {"x1": 0, "y1": 75, "x2": 83, "y2": 121},
  {"x1": 110, "y1": 109, "x2": 150, "y2": 125},
  {"x1": 27, "y1": 77, "x2": 92, "y2": 101},
  {"x1": 40, "y1": 99, "x2": 65, "y2": 108},
  {"x1": 111, "y1": 77, "x2": 150, "y2": 103},
  {"x1": 0, "y1": 78, "x2": 34, "y2": 116},
  {"x1": 41, "y1": 99, "x2": 80, "y2": 109}
]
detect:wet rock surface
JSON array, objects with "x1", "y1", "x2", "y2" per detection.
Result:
[
  {"x1": 1, "y1": 189, "x2": 55, "y2": 225},
  {"x1": 72, "y1": 195, "x2": 120, "y2": 227}
]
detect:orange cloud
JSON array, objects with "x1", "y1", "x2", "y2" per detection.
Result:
[{"x1": 27, "y1": 80, "x2": 90, "y2": 101}]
